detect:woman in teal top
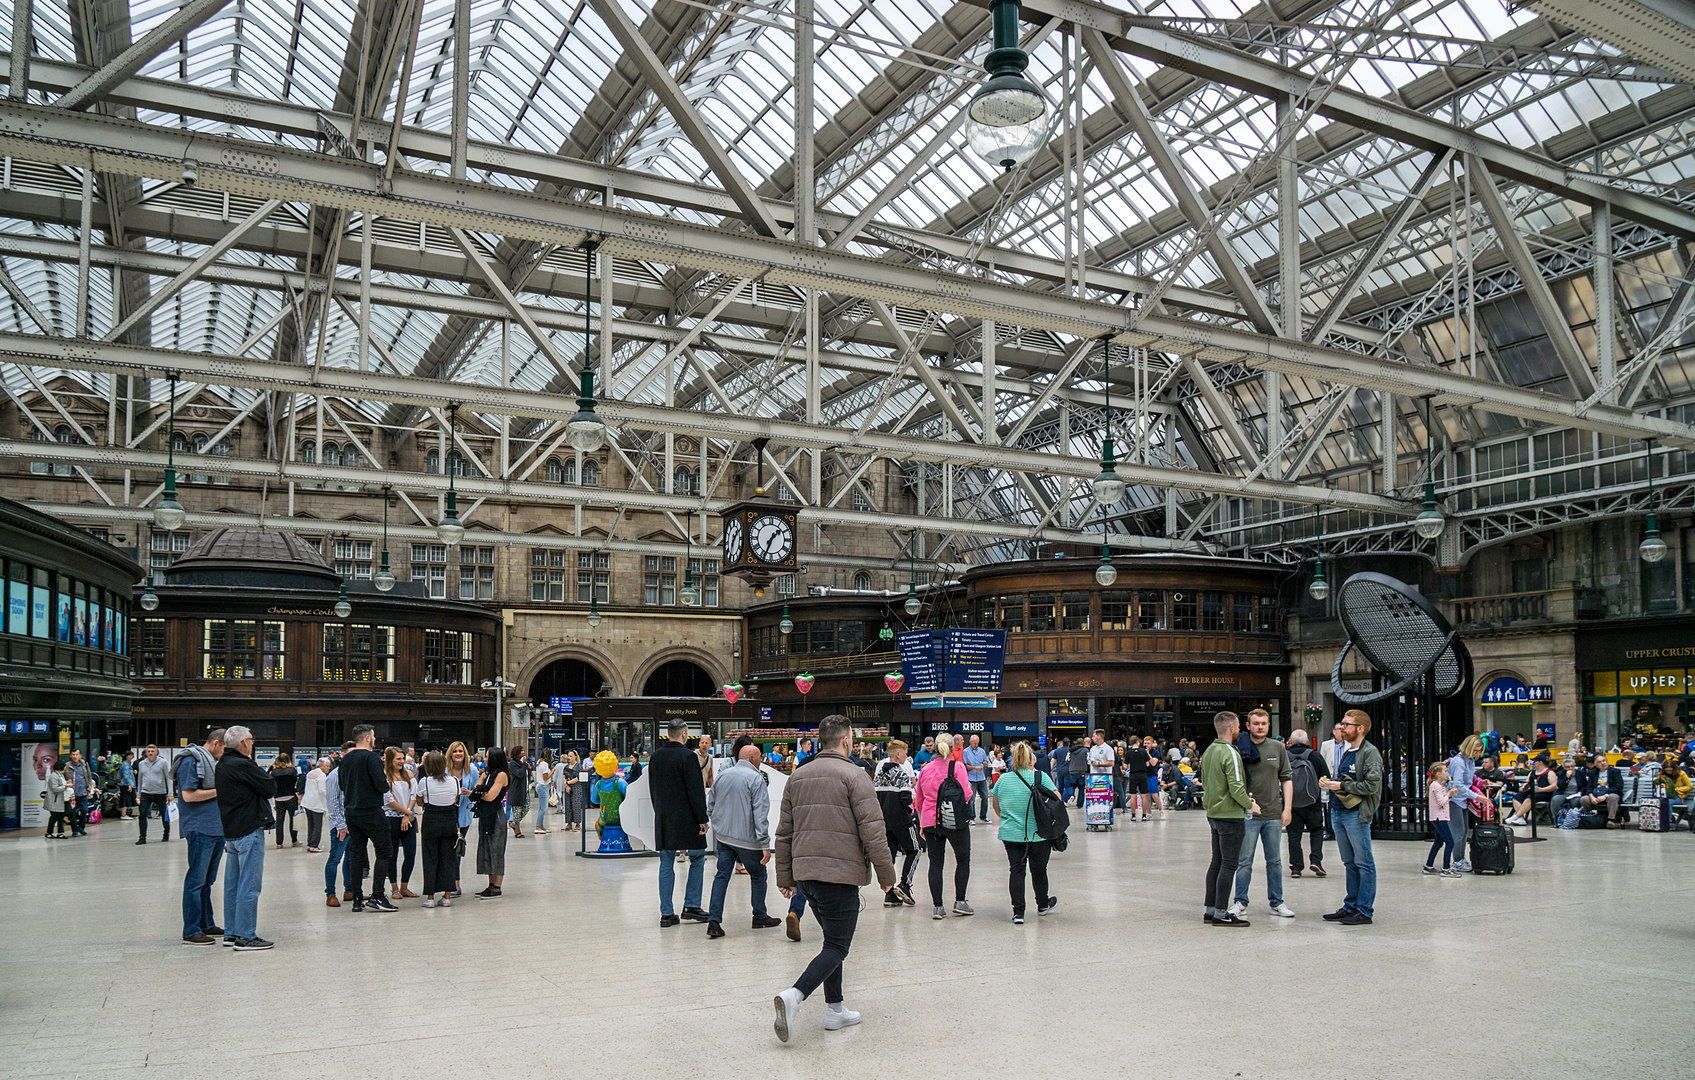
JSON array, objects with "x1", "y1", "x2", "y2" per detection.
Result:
[{"x1": 990, "y1": 741, "x2": 1060, "y2": 924}]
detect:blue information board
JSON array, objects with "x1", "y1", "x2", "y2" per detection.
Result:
[
  {"x1": 548, "y1": 697, "x2": 575, "y2": 715},
  {"x1": 897, "y1": 630, "x2": 943, "y2": 694},
  {"x1": 899, "y1": 629, "x2": 1007, "y2": 698}
]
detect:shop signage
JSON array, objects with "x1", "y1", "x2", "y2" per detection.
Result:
[
  {"x1": 993, "y1": 722, "x2": 1038, "y2": 736},
  {"x1": 898, "y1": 629, "x2": 1007, "y2": 696},
  {"x1": 759, "y1": 706, "x2": 773, "y2": 723},
  {"x1": 1481, "y1": 678, "x2": 1552, "y2": 705},
  {"x1": 843, "y1": 704, "x2": 882, "y2": 721},
  {"x1": 954, "y1": 719, "x2": 987, "y2": 733},
  {"x1": 910, "y1": 694, "x2": 997, "y2": 710},
  {"x1": 1575, "y1": 621, "x2": 1695, "y2": 669},
  {"x1": 1179, "y1": 698, "x2": 1232, "y2": 721},
  {"x1": 31, "y1": 720, "x2": 48, "y2": 733},
  {"x1": 1046, "y1": 715, "x2": 1088, "y2": 730}
]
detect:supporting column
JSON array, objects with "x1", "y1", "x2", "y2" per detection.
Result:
[
  {"x1": 1594, "y1": 200, "x2": 1616, "y2": 404},
  {"x1": 451, "y1": 0, "x2": 469, "y2": 180},
  {"x1": 499, "y1": 319, "x2": 510, "y2": 478},
  {"x1": 1380, "y1": 391, "x2": 1396, "y2": 497},
  {"x1": 981, "y1": 317, "x2": 998, "y2": 444},
  {"x1": 8, "y1": 0, "x2": 32, "y2": 100},
  {"x1": 77, "y1": 161, "x2": 92, "y2": 338}
]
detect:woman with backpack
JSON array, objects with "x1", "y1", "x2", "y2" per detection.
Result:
[
  {"x1": 913, "y1": 733, "x2": 974, "y2": 919},
  {"x1": 991, "y1": 741, "x2": 1061, "y2": 923}
]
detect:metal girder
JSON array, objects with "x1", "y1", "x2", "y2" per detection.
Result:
[
  {"x1": 0, "y1": 332, "x2": 1403, "y2": 514},
  {"x1": 102, "y1": 197, "x2": 282, "y2": 343},
  {"x1": 588, "y1": 0, "x2": 782, "y2": 239},
  {"x1": 7, "y1": 438, "x2": 1202, "y2": 553},
  {"x1": 1467, "y1": 158, "x2": 1598, "y2": 398},
  {"x1": 9, "y1": 58, "x2": 1269, "y2": 327},
  {"x1": 1011, "y1": 0, "x2": 1695, "y2": 240},
  {"x1": 1082, "y1": 28, "x2": 1278, "y2": 336},
  {"x1": 54, "y1": 0, "x2": 236, "y2": 111},
  {"x1": 0, "y1": 105, "x2": 1690, "y2": 448}
]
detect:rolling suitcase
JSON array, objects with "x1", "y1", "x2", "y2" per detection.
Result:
[
  {"x1": 1469, "y1": 821, "x2": 1514, "y2": 874},
  {"x1": 1639, "y1": 796, "x2": 1671, "y2": 832}
]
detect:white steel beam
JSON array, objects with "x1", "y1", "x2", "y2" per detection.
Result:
[
  {"x1": 55, "y1": 0, "x2": 237, "y2": 111},
  {"x1": 103, "y1": 198, "x2": 282, "y2": 343}
]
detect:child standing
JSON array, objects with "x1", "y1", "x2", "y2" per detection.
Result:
[{"x1": 1425, "y1": 761, "x2": 1460, "y2": 877}]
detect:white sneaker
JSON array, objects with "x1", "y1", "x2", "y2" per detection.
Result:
[
  {"x1": 422, "y1": 896, "x2": 436, "y2": 908},
  {"x1": 773, "y1": 988, "x2": 803, "y2": 1044},
  {"x1": 824, "y1": 1003, "x2": 861, "y2": 1030},
  {"x1": 439, "y1": 895, "x2": 452, "y2": 907},
  {"x1": 1227, "y1": 901, "x2": 1248, "y2": 918},
  {"x1": 1270, "y1": 903, "x2": 1295, "y2": 918},
  {"x1": 1505, "y1": 816, "x2": 1527, "y2": 826}
]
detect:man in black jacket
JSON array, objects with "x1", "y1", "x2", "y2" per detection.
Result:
[
  {"x1": 214, "y1": 726, "x2": 277, "y2": 951},
  {"x1": 339, "y1": 724, "x2": 397, "y2": 913},
  {"x1": 1583, "y1": 755, "x2": 1624, "y2": 827},
  {"x1": 650, "y1": 721, "x2": 709, "y2": 927}
]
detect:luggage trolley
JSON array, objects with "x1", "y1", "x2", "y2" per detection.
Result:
[{"x1": 1085, "y1": 774, "x2": 1114, "y2": 831}]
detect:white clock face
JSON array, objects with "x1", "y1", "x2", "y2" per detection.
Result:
[
  {"x1": 724, "y1": 518, "x2": 744, "y2": 564},
  {"x1": 750, "y1": 514, "x2": 794, "y2": 563}
]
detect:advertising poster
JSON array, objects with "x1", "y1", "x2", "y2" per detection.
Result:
[
  {"x1": 104, "y1": 607, "x2": 114, "y2": 651},
  {"x1": 74, "y1": 598, "x2": 86, "y2": 646},
  {"x1": 56, "y1": 593, "x2": 70, "y2": 642},
  {"x1": 7, "y1": 584, "x2": 24, "y2": 635},
  {"x1": 31, "y1": 585, "x2": 48, "y2": 638},
  {"x1": 87, "y1": 603, "x2": 100, "y2": 652},
  {"x1": 21, "y1": 741, "x2": 58, "y2": 829}
]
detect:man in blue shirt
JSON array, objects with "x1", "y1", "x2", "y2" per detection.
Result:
[
  {"x1": 962, "y1": 734, "x2": 991, "y2": 824},
  {"x1": 913, "y1": 736, "x2": 937, "y2": 768},
  {"x1": 177, "y1": 729, "x2": 226, "y2": 945},
  {"x1": 118, "y1": 752, "x2": 136, "y2": 819}
]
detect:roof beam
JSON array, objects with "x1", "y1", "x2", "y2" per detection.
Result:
[
  {"x1": 55, "y1": 0, "x2": 235, "y2": 111},
  {"x1": 588, "y1": 0, "x2": 782, "y2": 239}
]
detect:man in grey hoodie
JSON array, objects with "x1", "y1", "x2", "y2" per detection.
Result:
[{"x1": 705, "y1": 739, "x2": 783, "y2": 938}]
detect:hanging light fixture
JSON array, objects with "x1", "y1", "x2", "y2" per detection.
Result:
[
  {"x1": 333, "y1": 580, "x2": 352, "y2": 619},
  {"x1": 1092, "y1": 341, "x2": 1126, "y2": 506},
  {"x1": 565, "y1": 239, "x2": 608, "y2": 453},
  {"x1": 1641, "y1": 439, "x2": 1667, "y2": 564},
  {"x1": 1308, "y1": 503, "x2": 1330, "y2": 601},
  {"x1": 779, "y1": 602, "x2": 793, "y2": 636},
  {"x1": 139, "y1": 576, "x2": 159, "y2": 612},
  {"x1": 374, "y1": 485, "x2": 396, "y2": 591},
  {"x1": 152, "y1": 373, "x2": 187, "y2": 531},
  {"x1": 904, "y1": 541, "x2": 921, "y2": 615},
  {"x1": 963, "y1": 0, "x2": 1047, "y2": 171},
  {"x1": 1095, "y1": 540, "x2": 1116, "y2": 588},
  {"x1": 1412, "y1": 395, "x2": 1445, "y2": 540},
  {"x1": 586, "y1": 594, "x2": 602, "y2": 629},
  {"x1": 437, "y1": 404, "x2": 465, "y2": 546}
]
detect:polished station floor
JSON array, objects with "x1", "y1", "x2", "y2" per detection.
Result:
[{"x1": 2, "y1": 811, "x2": 1689, "y2": 1078}]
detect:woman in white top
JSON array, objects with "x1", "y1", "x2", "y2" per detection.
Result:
[
  {"x1": 533, "y1": 750, "x2": 553, "y2": 834},
  {"x1": 301, "y1": 758, "x2": 330, "y2": 851},
  {"x1": 383, "y1": 747, "x2": 419, "y2": 900},
  {"x1": 415, "y1": 750, "x2": 463, "y2": 907}
]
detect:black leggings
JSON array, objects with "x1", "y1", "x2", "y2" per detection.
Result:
[
  {"x1": 388, "y1": 815, "x2": 417, "y2": 887},
  {"x1": 274, "y1": 802, "x2": 298, "y2": 845},
  {"x1": 923, "y1": 826, "x2": 971, "y2": 907},
  {"x1": 47, "y1": 810, "x2": 67, "y2": 835},
  {"x1": 1003, "y1": 839, "x2": 1052, "y2": 914},
  {"x1": 420, "y1": 806, "x2": 459, "y2": 895}
]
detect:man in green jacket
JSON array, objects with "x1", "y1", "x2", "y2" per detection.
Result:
[
  {"x1": 1317, "y1": 709, "x2": 1384, "y2": 926},
  {"x1": 1201, "y1": 712, "x2": 1258, "y2": 927}
]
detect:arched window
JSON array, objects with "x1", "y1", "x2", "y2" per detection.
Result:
[
  {"x1": 189, "y1": 433, "x2": 210, "y2": 483},
  {"x1": 52, "y1": 425, "x2": 74, "y2": 475},
  {"x1": 322, "y1": 442, "x2": 341, "y2": 467},
  {"x1": 341, "y1": 444, "x2": 358, "y2": 469},
  {"x1": 853, "y1": 571, "x2": 871, "y2": 591},
  {"x1": 546, "y1": 458, "x2": 562, "y2": 483},
  {"x1": 562, "y1": 458, "x2": 576, "y2": 484},
  {"x1": 426, "y1": 448, "x2": 440, "y2": 474},
  {"x1": 301, "y1": 441, "x2": 316, "y2": 464},
  {"x1": 28, "y1": 428, "x2": 50, "y2": 474},
  {"x1": 674, "y1": 465, "x2": 696, "y2": 495},
  {"x1": 208, "y1": 437, "x2": 231, "y2": 484},
  {"x1": 581, "y1": 459, "x2": 599, "y2": 487}
]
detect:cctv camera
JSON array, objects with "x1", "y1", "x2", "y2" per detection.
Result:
[{"x1": 180, "y1": 163, "x2": 198, "y2": 186}]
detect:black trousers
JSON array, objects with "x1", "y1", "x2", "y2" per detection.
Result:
[
  {"x1": 345, "y1": 810, "x2": 393, "y2": 900},
  {"x1": 1003, "y1": 839, "x2": 1052, "y2": 915},
  {"x1": 47, "y1": 810, "x2": 67, "y2": 835},
  {"x1": 1287, "y1": 804, "x2": 1325, "y2": 870},
  {"x1": 305, "y1": 809, "x2": 324, "y2": 849},
  {"x1": 388, "y1": 815, "x2": 417, "y2": 886},
  {"x1": 137, "y1": 793, "x2": 170, "y2": 840},
  {"x1": 923, "y1": 825, "x2": 971, "y2": 907},
  {"x1": 790, "y1": 880, "x2": 859, "y2": 1005},
  {"x1": 274, "y1": 802, "x2": 298, "y2": 845},
  {"x1": 420, "y1": 807, "x2": 458, "y2": 895},
  {"x1": 1206, "y1": 817, "x2": 1245, "y2": 912}
]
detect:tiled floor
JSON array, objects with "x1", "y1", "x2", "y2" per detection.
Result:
[{"x1": 2, "y1": 809, "x2": 1689, "y2": 1078}]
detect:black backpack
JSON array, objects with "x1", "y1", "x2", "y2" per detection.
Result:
[
  {"x1": 1017, "y1": 769, "x2": 1069, "y2": 843},
  {"x1": 1290, "y1": 750, "x2": 1320, "y2": 809},
  {"x1": 935, "y1": 761, "x2": 970, "y2": 833}
]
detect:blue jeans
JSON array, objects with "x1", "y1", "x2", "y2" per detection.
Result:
[
  {"x1": 1427, "y1": 820, "x2": 1455, "y2": 869},
  {"x1": 324, "y1": 829, "x2": 351, "y2": 896},
  {"x1": 658, "y1": 848, "x2": 706, "y2": 916},
  {"x1": 969, "y1": 777, "x2": 990, "y2": 821},
  {"x1": 1060, "y1": 775, "x2": 1081, "y2": 806},
  {"x1": 708, "y1": 844, "x2": 768, "y2": 922},
  {"x1": 1331, "y1": 805, "x2": 1376, "y2": 917},
  {"x1": 790, "y1": 890, "x2": 806, "y2": 916},
  {"x1": 72, "y1": 794, "x2": 92, "y2": 834},
  {"x1": 534, "y1": 784, "x2": 549, "y2": 823},
  {"x1": 1233, "y1": 817, "x2": 1284, "y2": 907},
  {"x1": 182, "y1": 831, "x2": 224, "y2": 937},
  {"x1": 223, "y1": 831, "x2": 266, "y2": 941}
]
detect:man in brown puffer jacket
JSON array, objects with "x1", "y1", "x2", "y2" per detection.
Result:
[{"x1": 771, "y1": 713, "x2": 895, "y2": 1044}]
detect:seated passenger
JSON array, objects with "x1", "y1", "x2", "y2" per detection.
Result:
[
  {"x1": 1506, "y1": 756, "x2": 1557, "y2": 825},
  {"x1": 1583, "y1": 755, "x2": 1623, "y2": 828},
  {"x1": 1549, "y1": 755, "x2": 1589, "y2": 821}
]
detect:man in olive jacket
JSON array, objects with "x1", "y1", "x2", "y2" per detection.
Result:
[
  {"x1": 1318, "y1": 709, "x2": 1384, "y2": 926},
  {"x1": 650, "y1": 721, "x2": 710, "y2": 927},
  {"x1": 1201, "y1": 711, "x2": 1257, "y2": 927},
  {"x1": 771, "y1": 714, "x2": 895, "y2": 1043}
]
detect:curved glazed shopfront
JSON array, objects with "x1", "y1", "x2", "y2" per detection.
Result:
[{"x1": 745, "y1": 556, "x2": 1291, "y2": 746}]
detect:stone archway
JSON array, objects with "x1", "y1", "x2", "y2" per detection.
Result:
[
  {"x1": 629, "y1": 645, "x2": 729, "y2": 697},
  {"x1": 642, "y1": 659, "x2": 716, "y2": 696},
  {"x1": 514, "y1": 643, "x2": 629, "y2": 700}
]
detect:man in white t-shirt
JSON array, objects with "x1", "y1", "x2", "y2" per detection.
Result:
[{"x1": 1087, "y1": 729, "x2": 1115, "y2": 774}]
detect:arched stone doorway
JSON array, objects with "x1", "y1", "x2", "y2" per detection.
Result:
[
  {"x1": 642, "y1": 660, "x2": 715, "y2": 696},
  {"x1": 529, "y1": 658, "x2": 610, "y2": 702}
]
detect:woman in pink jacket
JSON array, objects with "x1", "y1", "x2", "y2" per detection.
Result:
[{"x1": 913, "y1": 733, "x2": 973, "y2": 919}]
